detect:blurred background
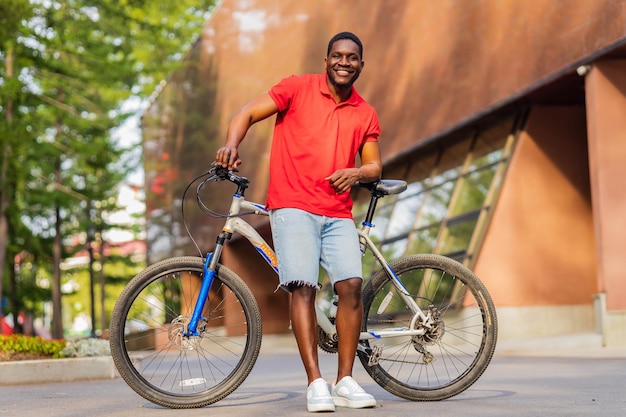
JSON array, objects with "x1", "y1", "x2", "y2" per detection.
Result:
[{"x1": 2, "y1": 0, "x2": 626, "y2": 348}]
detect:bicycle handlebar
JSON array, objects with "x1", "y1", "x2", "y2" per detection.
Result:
[
  {"x1": 208, "y1": 163, "x2": 250, "y2": 189},
  {"x1": 208, "y1": 162, "x2": 407, "y2": 198}
]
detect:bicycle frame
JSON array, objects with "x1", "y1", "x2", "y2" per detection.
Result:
[
  {"x1": 186, "y1": 185, "x2": 431, "y2": 342},
  {"x1": 110, "y1": 163, "x2": 498, "y2": 408}
]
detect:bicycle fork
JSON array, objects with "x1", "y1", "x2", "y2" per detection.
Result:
[
  {"x1": 183, "y1": 254, "x2": 212, "y2": 336},
  {"x1": 185, "y1": 236, "x2": 227, "y2": 336}
]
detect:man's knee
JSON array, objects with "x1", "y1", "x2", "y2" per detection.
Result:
[
  {"x1": 334, "y1": 278, "x2": 362, "y2": 299},
  {"x1": 291, "y1": 284, "x2": 317, "y2": 302}
]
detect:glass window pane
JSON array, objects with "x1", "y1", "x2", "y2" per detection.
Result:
[
  {"x1": 353, "y1": 112, "x2": 519, "y2": 271},
  {"x1": 430, "y1": 166, "x2": 461, "y2": 188},
  {"x1": 368, "y1": 202, "x2": 394, "y2": 241},
  {"x1": 450, "y1": 166, "x2": 497, "y2": 216},
  {"x1": 386, "y1": 182, "x2": 425, "y2": 239},
  {"x1": 439, "y1": 217, "x2": 478, "y2": 255},
  {"x1": 406, "y1": 225, "x2": 440, "y2": 254},
  {"x1": 471, "y1": 147, "x2": 503, "y2": 169},
  {"x1": 435, "y1": 137, "x2": 472, "y2": 180},
  {"x1": 416, "y1": 181, "x2": 454, "y2": 227}
]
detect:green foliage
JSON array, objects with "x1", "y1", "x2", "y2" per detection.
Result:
[
  {"x1": 0, "y1": 0, "x2": 217, "y2": 337},
  {"x1": 63, "y1": 254, "x2": 145, "y2": 334},
  {"x1": 0, "y1": 334, "x2": 66, "y2": 360},
  {"x1": 0, "y1": 0, "x2": 33, "y2": 41}
]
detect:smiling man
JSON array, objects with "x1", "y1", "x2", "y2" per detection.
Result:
[{"x1": 215, "y1": 31, "x2": 382, "y2": 413}]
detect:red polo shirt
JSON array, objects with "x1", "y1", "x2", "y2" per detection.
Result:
[{"x1": 267, "y1": 73, "x2": 380, "y2": 218}]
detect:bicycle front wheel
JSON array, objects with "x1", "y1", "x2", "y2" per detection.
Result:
[
  {"x1": 359, "y1": 254, "x2": 497, "y2": 401},
  {"x1": 109, "y1": 256, "x2": 262, "y2": 409}
]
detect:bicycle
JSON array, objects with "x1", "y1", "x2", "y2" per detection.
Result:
[{"x1": 109, "y1": 164, "x2": 498, "y2": 409}]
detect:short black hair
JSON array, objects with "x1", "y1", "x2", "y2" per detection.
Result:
[{"x1": 327, "y1": 31, "x2": 363, "y2": 59}]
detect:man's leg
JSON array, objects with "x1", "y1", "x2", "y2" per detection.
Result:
[
  {"x1": 290, "y1": 285, "x2": 322, "y2": 385},
  {"x1": 333, "y1": 277, "x2": 363, "y2": 381},
  {"x1": 330, "y1": 277, "x2": 376, "y2": 408}
]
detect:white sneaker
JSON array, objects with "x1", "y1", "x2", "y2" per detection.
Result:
[
  {"x1": 306, "y1": 378, "x2": 335, "y2": 412},
  {"x1": 331, "y1": 376, "x2": 377, "y2": 408}
]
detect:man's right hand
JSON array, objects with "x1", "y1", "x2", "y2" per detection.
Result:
[{"x1": 215, "y1": 146, "x2": 241, "y2": 170}]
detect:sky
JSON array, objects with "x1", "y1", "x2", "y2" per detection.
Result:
[{"x1": 107, "y1": 98, "x2": 146, "y2": 243}]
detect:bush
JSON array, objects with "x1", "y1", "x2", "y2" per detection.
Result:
[
  {"x1": 0, "y1": 334, "x2": 66, "y2": 361},
  {"x1": 60, "y1": 338, "x2": 111, "y2": 358}
]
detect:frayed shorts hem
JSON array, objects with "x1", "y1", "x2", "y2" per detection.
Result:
[
  {"x1": 276, "y1": 280, "x2": 319, "y2": 293},
  {"x1": 276, "y1": 276, "x2": 362, "y2": 293}
]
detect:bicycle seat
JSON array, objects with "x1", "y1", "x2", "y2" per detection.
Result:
[{"x1": 357, "y1": 180, "x2": 407, "y2": 196}]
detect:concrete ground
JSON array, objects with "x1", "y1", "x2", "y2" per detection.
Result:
[{"x1": 1, "y1": 332, "x2": 625, "y2": 417}]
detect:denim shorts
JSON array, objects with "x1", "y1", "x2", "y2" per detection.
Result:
[{"x1": 270, "y1": 208, "x2": 362, "y2": 292}]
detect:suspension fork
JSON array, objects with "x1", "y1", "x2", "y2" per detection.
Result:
[{"x1": 185, "y1": 234, "x2": 227, "y2": 336}]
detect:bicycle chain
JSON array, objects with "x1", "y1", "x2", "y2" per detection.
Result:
[{"x1": 317, "y1": 317, "x2": 338, "y2": 354}]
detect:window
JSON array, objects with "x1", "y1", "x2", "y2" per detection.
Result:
[{"x1": 356, "y1": 113, "x2": 523, "y2": 277}]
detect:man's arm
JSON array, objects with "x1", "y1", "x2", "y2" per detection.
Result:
[
  {"x1": 358, "y1": 140, "x2": 383, "y2": 182},
  {"x1": 215, "y1": 92, "x2": 279, "y2": 170},
  {"x1": 326, "y1": 140, "x2": 382, "y2": 193}
]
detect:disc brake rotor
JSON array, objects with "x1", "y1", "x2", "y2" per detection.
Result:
[{"x1": 168, "y1": 315, "x2": 207, "y2": 350}]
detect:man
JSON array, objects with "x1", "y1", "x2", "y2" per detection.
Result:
[{"x1": 215, "y1": 31, "x2": 382, "y2": 413}]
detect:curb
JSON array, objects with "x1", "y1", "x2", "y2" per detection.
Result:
[
  {"x1": 496, "y1": 332, "x2": 626, "y2": 358},
  {"x1": 2, "y1": 333, "x2": 623, "y2": 387},
  {"x1": 0, "y1": 356, "x2": 117, "y2": 386},
  {"x1": 0, "y1": 333, "x2": 299, "y2": 387}
]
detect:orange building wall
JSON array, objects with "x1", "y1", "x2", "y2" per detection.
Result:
[
  {"x1": 144, "y1": 0, "x2": 626, "y2": 262},
  {"x1": 142, "y1": 1, "x2": 626, "y2": 338},
  {"x1": 474, "y1": 107, "x2": 597, "y2": 306},
  {"x1": 585, "y1": 60, "x2": 626, "y2": 310},
  {"x1": 199, "y1": 0, "x2": 626, "y2": 186}
]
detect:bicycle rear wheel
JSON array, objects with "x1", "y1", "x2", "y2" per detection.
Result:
[
  {"x1": 109, "y1": 256, "x2": 262, "y2": 409},
  {"x1": 359, "y1": 254, "x2": 497, "y2": 401}
]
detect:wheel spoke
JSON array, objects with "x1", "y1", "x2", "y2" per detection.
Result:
[
  {"x1": 359, "y1": 254, "x2": 497, "y2": 401},
  {"x1": 110, "y1": 257, "x2": 262, "y2": 408}
]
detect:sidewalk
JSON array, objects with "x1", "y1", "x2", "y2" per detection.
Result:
[
  {"x1": 2, "y1": 340, "x2": 625, "y2": 417},
  {"x1": 1, "y1": 332, "x2": 624, "y2": 387},
  {"x1": 265, "y1": 331, "x2": 626, "y2": 359},
  {"x1": 495, "y1": 332, "x2": 626, "y2": 358}
]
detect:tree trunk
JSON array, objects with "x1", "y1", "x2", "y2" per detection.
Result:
[
  {"x1": 8, "y1": 253, "x2": 23, "y2": 334},
  {"x1": 51, "y1": 158, "x2": 64, "y2": 339},
  {"x1": 99, "y1": 235, "x2": 107, "y2": 334},
  {"x1": 0, "y1": 148, "x2": 9, "y2": 322},
  {"x1": 0, "y1": 43, "x2": 15, "y2": 319}
]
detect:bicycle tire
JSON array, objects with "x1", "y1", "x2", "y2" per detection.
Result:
[
  {"x1": 358, "y1": 254, "x2": 497, "y2": 401},
  {"x1": 109, "y1": 256, "x2": 262, "y2": 409}
]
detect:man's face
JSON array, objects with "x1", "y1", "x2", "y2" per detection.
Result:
[{"x1": 325, "y1": 39, "x2": 364, "y2": 89}]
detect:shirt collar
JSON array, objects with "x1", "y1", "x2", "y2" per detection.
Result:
[{"x1": 318, "y1": 73, "x2": 362, "y2": 106}]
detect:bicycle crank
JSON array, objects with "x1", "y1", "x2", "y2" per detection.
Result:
[
  {"x1": 317, "y1": 316, "x2": 338, "y2": 353},
  {"x1": 317, "y1": 324, "x2": 338, "y2": 353}
]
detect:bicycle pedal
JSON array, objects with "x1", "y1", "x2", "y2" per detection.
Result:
[{"x1": 368, "y1": 344, "x2": 383, "y2": 366}]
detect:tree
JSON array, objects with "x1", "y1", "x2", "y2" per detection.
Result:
[
  {"x1": 0, "y1": 0, "x2": 36, "y2": 326},
  {"x1": 0, "y1": 0, "x2": 216, "y2": 337}
]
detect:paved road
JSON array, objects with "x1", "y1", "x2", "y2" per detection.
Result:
[{"x1": 2, "y1": 340, "x2": 626, "y2": 417}]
